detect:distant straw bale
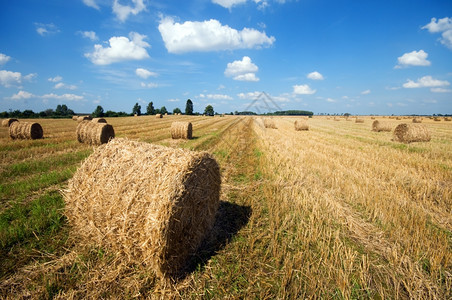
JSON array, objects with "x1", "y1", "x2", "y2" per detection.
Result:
[
  {"x1": 76, "y1": 121, "x2": 114, "y2": 145},
  {"x1": 396, "y1": 117, "x2": 402, "y2": 120},
  {"x1": 77, "y1": 116, "x2": 92, "y2": 122},
  {"x1": 445, "y1": 117, "x2": 451, "y2": 121},
  {"x1": 355, "y1": 118, "x2": 364, "y2": 123},
  {"x1": 393, "y1": 123, "x2": 431, "y2": 143},
  {"x1": 156, "y1": 114, "x2": 162, "y2": 118},
  {"x1": 92, "y1": 118, "x2": 107, "y2": 123},
  {"x1": 9, "y1": 122, "x2": 43, "y2": 140},
  {"x1": 171, "y1": 121, "x2": 193, "y2": 139},
  {"x1": 2, "y1": 118, "x2": 18, "y2": 127},
  {"x1": 64, "y1": 138, "x2": 221, "y2": 278},
  {"x1": 294, "y1": 120, "x2": 309, "y2": 131},
  {"x1": 412, "y1": 118, "x2": 422, "y2": 123},
  {"x1": 264, "y1": 119, "x2": 277, "y2": 129},
  {"x1": 372, "y1": 120, "x2": 392, "y2": 132},
  {"x1": 371, "y1": 117, "x2": 376, "y2": 119},
  {"x1": 433, "y1": 117, "x2": 441, "y2": 122},
  {"x1": 72, "y1": 116, "x2": 78, "y2": 121}
]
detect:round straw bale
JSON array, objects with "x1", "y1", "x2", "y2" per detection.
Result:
[
  {"x1": 433, "y1": 117, "x2": 441, "y2": 121},
  {"x1": 412, "y1": 118, "x2": 422, "y2": 123},
  {"x1": 156, "y1": 114, "x2": 162, "y2": 118},
  {"x1": 76, "y1": 121, "x2": 114, "y2": 145},
  {"x1": 9, "y1": 122, "x2": 43, "y2": 140},
  {"x1": 91, "y1": 118, "x2": 107, "y2": 123},
  {"x1": 171, "y1": 121, "x2": 193, "y2": 139},
  {"x1": 445, "y1": 117, "x2": 451, "y2": 121},
  {"x1": 393, "y1": 123, "x2": 431, "y2": 143},
  {"x1": 72, "y1": 115, "x2": 78, "y2": 121},
  {"x1": 355, "y1": 118, "x2": 364, "y2": 123},
  {"x1": 2, "y1": 118, "x2": 18, "y2": 127},
  {"x1": 264, "y1": 119, "x2": 276, "y2": 129},
  {"x1": 294, "y1": 120, "x2": 309, "y2": 131},
  {"x1": 77, "y1": 116, "x2": 92, "y2": 122},
  {"x1": 372, "y1": 120, "x2": 392, "y2": 132},
  {"x1": 64, "y1": 138, "x2": 221, "y2": 277}
]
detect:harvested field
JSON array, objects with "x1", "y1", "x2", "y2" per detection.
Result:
[{"x1": 0, "y1": 115, "x2": 451, "y2": 299}]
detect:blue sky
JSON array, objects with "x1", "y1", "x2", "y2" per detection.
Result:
[{"x1": 0, "y1": 0, "x2": 451, "y2": 115}]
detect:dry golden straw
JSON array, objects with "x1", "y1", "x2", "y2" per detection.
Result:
[
  {"x1": 64, "y1": 138, "x2": 221, "y2": 278},
  {"x1": 294, "y1": 120, "x2": 309, "y2": 131},
  {"x1": 412, "y1": 118, "x2": 422, "y2": 123},
  {"x1": 156, "y1": 114, "x2": 162, "y2": 118},
  {"x1": 72, "y1": 115, "x2": 78, "y2": 121},
  {"x1": 171, "y1": 121, "x2": 193, "y2": 139},
  {"x1": 9, "y1": 122, "x2": 43, "y2": 139},
  {"x1": 76, "y1": 121, "x2": 114, "y2": 145},
  {"x1": 355, "y1": 118, "x2": 364, "y2": 123},
  {"x1": 445, "y1": 117, "x2": 451, "y2": 121},
  {"x1": 2, "y1": 118, "x2": 18, "y2": 127},
  {"x1": 372, "y1": 120, "x2": 392, "y2": 132},
  {"x1": 77, "y1": 116, "x2": 92, "y2": 122},
  {"x1": 92, "y1": 118, "x2": 107, "y2": 123},
  {"x1": 393, "y1": 123, "x2": 431, "y2": 143},
  {"x1": 264, "y1": 119, "x2": 277, "y2": 129}
]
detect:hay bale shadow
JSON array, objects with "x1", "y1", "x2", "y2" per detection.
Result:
[{"x1": 179, "y1": 201, "x2": 251, "y2": 278}]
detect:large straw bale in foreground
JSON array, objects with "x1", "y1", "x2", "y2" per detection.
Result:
[
  {"x1": 264, "y1": 119, "x2": 276, "y2": 129},
  {"x1": 64, "y1": 138, "x2": 221, "y2": 277},
  {"x1": 9, "y1": 122, "x2": 43, "y2": 139},
  {"x1": 393, "y1": 123, "x2": 431, "y2": 143},
  {"x1": 171, "y1": 121, "x2": 192, "y2": 139},
  {"x1": 76, "y1": 121, "x2": 114, "y2": 145},
  {"x1": 294, "y1": 120, "x2": 309, "y2": 131},
  {"x1": 2, "y1": 118, "x2": 18, "y2": 127},
  {"x1": 372, "y1": 120, "x2": 392, "y2": 132}
]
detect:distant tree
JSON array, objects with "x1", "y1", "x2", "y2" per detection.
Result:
[
  {"x1": 44, "y1": 109, "x2": 54, "y2": 116},
  {"x1": 344, "y1": 113, "x2": 351, "y2": 117},
  {"x1": 0, "y1": 111, "x2": 9, "y2": 118},
  {"x1": 160, "y1": 106, "x2": 168, "y2": 114},
  {"x1": 92, "y1": 105, "x2": 104, "y2": 117},
  {"x1": 132, "y1": 102, "x2": 142, "y2": 116},
  {"x1": 146, "y1": 101, "x2": 155, "y2": 115},
  {"x1": 22, "y1": 110, "x2": 37, "y2": 118},
  {"x1": 204, "y1": 105, "x2": 214, "y2": 116},
  {"x1": 155, "y1": 108, "x2": 161, "y2": 115},
  {"x1": 185, "y1": 99, "x2": 193, "y2": 115},
  {"x1": 173, "y1": 107, "x2": 182, "y2": 114}
]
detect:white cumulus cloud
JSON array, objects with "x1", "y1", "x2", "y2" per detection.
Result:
[
  {"x1": 395, "y1": 50, "x2": 431, "y2": 68},
  {"x1": 212, "y1": 0, "x2": 247, "y2": 9},
  {"x1": 48, "y1": 76, "x2": 63, "y2": 82},
  {"x1": 136, "y1": 68, "x2": 158, "y2": 79},
  {"x1": 10, "y1": 90, "x2": 35, "y2": 100},
  {"x1": 54, "y1": 82, "x2": 77, "y2": 90},
  {"x1": 293, "y1": 84, "x2": 316, "y2": 95},
  {"x1": 422, "y1": 17, "x2": 452, "y2": 50},
  {"x1": 82, "y1": 0, "x2": 100, "y2": 10},
  {"x1": 0, "y1": 70, "x2": 34, "y2": 87},
  {"x1": 0, "y1": 53, "x2": 11, "y2": 65},
  {"x1": 403, "y1": 75, "x2": 450, "y2": 88},
  {"x1": 307, "y1": 71, "x2": 324, "y2": 80},
  {"x1": 225, "y1": 56, "x2": 259, "y2": 81},
  {"x1": 85, "y1": 32, "x2": 150, "y2": 65},
  {"x1": 158, "y1": 17, "x2": 275, "y2": 53},
  {"x1": 113, "y1": 0, "x2": 146, "y2": 22},
  {"x1": 79, "y1": 31, "x2": 98, "y2": 41}
]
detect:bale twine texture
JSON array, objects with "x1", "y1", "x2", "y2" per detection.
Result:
[
  {"x1": 264, "y1": 119, "x2": 276, "y2": 129},
  {"x1": 9, "y1": 122, "x2": 43, "y2": 140},
  {"x1": 393, "y1": 123, "x2": 431, "y2": 143},
  {"x1": 92, "y1": 118, "x2": 107, "y2": 123},
  {"x1": 76, "y1": 121, "x2": 114, "y2": 145},
  {"x1": 156, "y1": 114, "x2": 162, "y2": 118},
  {"x1": 2, "y1": 118, "x2": 18, "y2": 127},
  {"x1": 372, "y1": 120, "x2": 392, "y2": 132},
  {"x1": 64, "y1": 138, "x2": 221, "y2": 277},
  {"x1": 171, "y1": 121, "x2": 193, "y2": 139},
  {"x1": 294, "y1": 120, "x2": 309, "y2": 131}
]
